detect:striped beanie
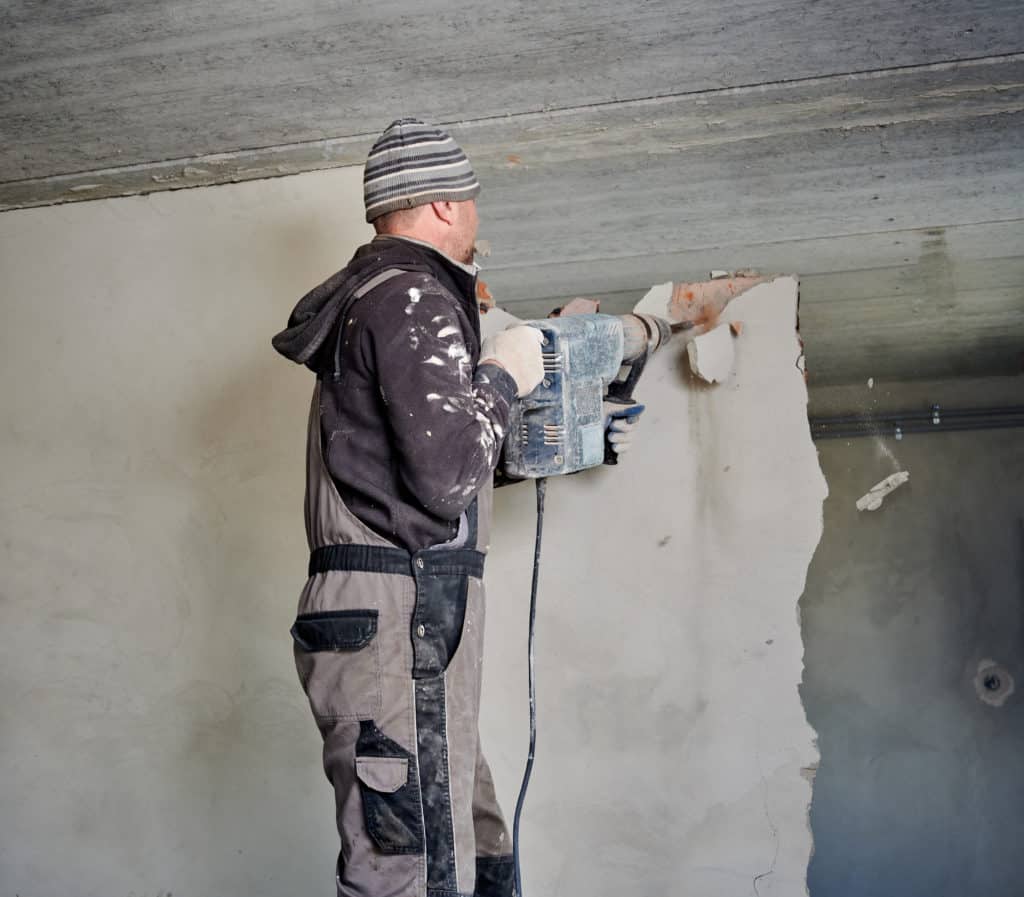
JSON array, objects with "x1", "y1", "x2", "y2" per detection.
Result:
[{"x1": 363, "y1": 118, "x2": 481, "y2": 223}]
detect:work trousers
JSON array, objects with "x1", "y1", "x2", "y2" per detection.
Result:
[{"x1": 293, "y1": 383, "x2": 514, "y2": 897}]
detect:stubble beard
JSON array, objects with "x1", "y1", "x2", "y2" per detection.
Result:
[{"x1": 455, "y1": 232, "x2": 476, "y2": 265}]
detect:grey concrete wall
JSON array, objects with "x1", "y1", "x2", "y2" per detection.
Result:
[
  {"x1": 0, "y1": 169, "x2": 824, "y2": 895},
  {"x1": 801, "y1": 423, "x2": 1024, "y2": 896},
  {"x1": 0, "y1": 170, "x2": 372, "y2": 894}
]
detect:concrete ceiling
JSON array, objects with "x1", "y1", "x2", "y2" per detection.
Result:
[{"x1": 2, "y1": 1, "x2": 1022, "y2": 386}]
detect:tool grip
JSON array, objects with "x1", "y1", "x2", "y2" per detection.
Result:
[
  {"x1": 603, "y1": 400, "x2": 643, "y2": 465},
  {"x1": 606, "y1": 347, "x2": 650, "y2": 403}
]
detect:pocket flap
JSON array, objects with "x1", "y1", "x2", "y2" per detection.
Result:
[
  {"x1": 355, "y1": 756, "x2": 409, "y2": 793},
  {"x1": 291, "y1": 610, "x2": 378, "y2": 652}
]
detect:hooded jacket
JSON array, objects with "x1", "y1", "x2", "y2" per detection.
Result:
[{"x1": 273, "y1": 236, "x2": 518, "y2": 552}]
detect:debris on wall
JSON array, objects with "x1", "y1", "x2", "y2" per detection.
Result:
[
  {"x1": 686, "y1": 323, "x2": 736, "y2": 383},
  {"x1": 636, "y1": 275, "x2": 768, "y2": 335},
  {"x1": 856, "y1": 471, "x2": 910, "y2": 512}
]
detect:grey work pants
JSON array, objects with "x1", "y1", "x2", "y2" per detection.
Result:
[{"x1": 293, "y1": 561, "x2": 514, "y2": 897}]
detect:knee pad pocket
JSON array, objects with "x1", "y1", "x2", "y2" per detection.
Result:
[{"x1": 355, "y1": 720, "x2": 425, "y2": 854}]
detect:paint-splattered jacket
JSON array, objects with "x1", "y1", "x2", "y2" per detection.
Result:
[{"x1": 273, "y1": 235, "x2": 517, "y2": 552}]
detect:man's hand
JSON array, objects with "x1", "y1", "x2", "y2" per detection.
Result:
[
  {"x1": 604, "y1": 401, "x2": 645, "y2": 459},
  {"x1": 480, "y1": 326, "x2": 545, "y2": 397}
]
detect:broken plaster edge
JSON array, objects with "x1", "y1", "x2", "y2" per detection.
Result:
[
  {"x1": 635, "y1": 275, "x2": 825, "y2": 894},
  {"x1": 491, "y1": 277, "x2": 825, "y2": 892}
]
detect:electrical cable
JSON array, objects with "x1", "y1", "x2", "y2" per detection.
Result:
[{"x1": 513, "y1": 476, "x2": 546, "y2": 897}]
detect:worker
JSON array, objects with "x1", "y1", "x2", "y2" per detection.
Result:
[{"x1": 272, "y1": 118, "x2": 640, "y2": 897}]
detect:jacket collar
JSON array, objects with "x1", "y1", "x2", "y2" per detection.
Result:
[
  {"x1": 378, "y1": 235, "x2": 479, "y2": 277},
  {"x1": 370, "y1": 235, "x2": 478, "y2": 305}
]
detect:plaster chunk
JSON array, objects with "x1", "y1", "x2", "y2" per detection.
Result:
[
  {"x1": 855, "y1": 471, "x2": 910, "y2": 511},
  {"x1": 687, "y1": 323, "x2": 735, "y2": 383},
  {"x1": 635, "y1": 273, "x2": 769, "y2": 332}
]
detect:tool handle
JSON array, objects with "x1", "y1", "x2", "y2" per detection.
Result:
[
  {"x1": 603, "y1": 399, "x2": 643, "y2": 465},
  {"x1": 607, "y1": 346, "x2": 650, "y2": 403},
  {"x1": 603, "y1": 342, "x2": 651, "y2": 465}
]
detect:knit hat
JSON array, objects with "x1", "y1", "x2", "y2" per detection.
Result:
[{"x1": 363, "y1": 118, "x2": 480, "y2": 223}]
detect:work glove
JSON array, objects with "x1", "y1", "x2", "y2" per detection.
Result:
[
  {"x1": 603, "y1": 400, "x2": 645, "y2": 462},
  {"x1": 480, "y1": 326, "x2": 545, "y2": 397}
]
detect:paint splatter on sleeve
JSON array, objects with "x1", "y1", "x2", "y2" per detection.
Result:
[{"x1": 367, "y1": 284, "x2": 518, "y2": 518}]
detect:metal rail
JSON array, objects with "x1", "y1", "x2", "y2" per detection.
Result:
[{"x1": 810, "y1": 405, "x2": 1024, "y2": 441}]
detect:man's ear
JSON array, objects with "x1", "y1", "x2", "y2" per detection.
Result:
[{"x1": 429, "y1": 201, "x2": 456, "y2": 226}]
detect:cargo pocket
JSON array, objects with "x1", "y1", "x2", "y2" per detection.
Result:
[
  {"x1": 355, "y1": 720, "x2": 424, "y2": 854},
  {"x1": 291, "y1": 609, "x2": 382, "y2": 722}
]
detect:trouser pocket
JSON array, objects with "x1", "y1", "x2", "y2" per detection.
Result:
[
  {"x1": 355, "y1": 720, "x2": 424, "y2": 854},
  {"x1": 292, "y1": 609, "x2": 382, "y2": 721}
]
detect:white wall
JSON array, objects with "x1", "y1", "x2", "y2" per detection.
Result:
[{"x1": 0, "y1": 172, "x2": 824, "y2": 895}]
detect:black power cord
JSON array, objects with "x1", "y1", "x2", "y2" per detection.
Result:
[{"x1": 512, "y1": 476, "x2": 546, "y2": 897}]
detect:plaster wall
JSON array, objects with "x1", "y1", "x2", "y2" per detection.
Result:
[
  {"x1": 802, "y1": 423, "x2": 1024, "y2": 897},
  {"x1": 0, "y1": 169, "x2": 824, "y2": 895}
]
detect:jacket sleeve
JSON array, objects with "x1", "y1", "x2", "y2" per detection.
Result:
[{"x1": 364, "y1": 278, "x2": 519, "y2": 519}]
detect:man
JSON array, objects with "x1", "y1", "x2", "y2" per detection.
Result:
[{"x1": 273, "y1": 118, "x2": 637, "y2": 897}]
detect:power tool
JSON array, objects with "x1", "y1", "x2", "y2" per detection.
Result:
[
  {"x1": 502, "y1": 312, "x2": 691, "y2": 478},
  {"x1": 503, "y1": 311, "x2": 692, "y2": 896}
]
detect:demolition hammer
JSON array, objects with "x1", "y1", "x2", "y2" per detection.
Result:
[
  {"x1": 503, "y1": 312, "x2": 691, "y2": 477},
  {"x1": 500, "y1": 312, "x2": 692, "y2": 894}
]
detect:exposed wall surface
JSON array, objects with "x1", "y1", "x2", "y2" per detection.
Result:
[
  {"x1": 801, "y1": 424, "x2": 1024, "y2": 897},
  {"x1": 0, "y1": 170, "x2": 824, "y2": 895}
]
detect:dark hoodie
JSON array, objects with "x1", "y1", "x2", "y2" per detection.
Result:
[{"x1": 273, "y1": 236, "x2": 518, "y2": 552}]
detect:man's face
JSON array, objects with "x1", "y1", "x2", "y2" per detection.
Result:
[{"x1": 452, "y1": 199, "x2": 479, "y2": 265}]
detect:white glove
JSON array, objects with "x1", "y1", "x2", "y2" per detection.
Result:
[
  {"x1": 603, "y1": 402, "x2": 645, "y2": 458},
  {"x1": 480, "y1": 326, "x2": 545, "y2": 397}
]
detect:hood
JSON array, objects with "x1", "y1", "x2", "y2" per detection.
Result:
[{"x1": 271, "y1": 236, "x2": 474, "y2": 369}]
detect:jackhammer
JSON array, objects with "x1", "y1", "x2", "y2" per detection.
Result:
[{"x1": 500, "y1": 312, "x2": 692, "y2": 894}]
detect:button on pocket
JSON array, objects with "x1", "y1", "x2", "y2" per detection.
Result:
[{"x1": 291, "y1": 610, "x2": 382, "y2": 722}]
